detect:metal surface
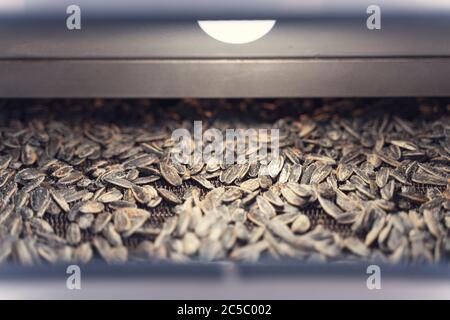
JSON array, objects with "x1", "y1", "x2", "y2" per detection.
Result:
[
  {"x1": 2, "y1": 58, "x2": 450, "y2": 98},
  {"x1": 0, "y1": 262, "x2": 449, "y2": 299},
  {"x1": 2, "y1": 3, "x2": 450, "y2": 97},
  {"x1": 3, "y1": 0, "x2": 450, "y2": 19},
  {"x1": 3, "y1": 19, "x2": 450, "y2": 59}
]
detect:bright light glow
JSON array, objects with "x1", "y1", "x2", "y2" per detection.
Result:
[
  {"x1": 197, "y1": 20, "x2": 276, "y2": 44},
  {"x1": 0, "y1": 0, "x2": 25, "y2": 12}
]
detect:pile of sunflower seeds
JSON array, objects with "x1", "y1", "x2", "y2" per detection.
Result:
[{"x1": 0, "y1": 98, "x2": 448, "y2": 265}]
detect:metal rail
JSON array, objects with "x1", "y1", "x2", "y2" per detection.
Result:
[
  {"x1": 0, "y1": 262, "x2": 449, "y2": 299},
  {"x1": 2, "y1": 4, "x2": 450, "y2": 97},
  {"x1": 2, "y1": 58, "x2": 450, "y2": 98}
]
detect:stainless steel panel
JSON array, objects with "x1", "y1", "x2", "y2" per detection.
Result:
[
  {"x1": 2, "y1": 19, "x2": 450, "y2": 59},
  {"x1": 3, "y1": 0, "x2": 450, "y2": 19},
  {"x1": 1, "y1": 263, "x2": 449, "y2": 299},
  {"x1": 2, "y1": 1, "x2": 450, "y2": 97},
  {"x1": 1, "y1": 58, "x2": 450, "y2": 98}
]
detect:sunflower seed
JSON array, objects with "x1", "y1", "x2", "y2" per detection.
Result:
[
  {"x1": 92, "y1": 212, "x2": 112, "y2": 233},
  {"x1": 157, "y1": 188, "x2": 182, "y2": 204},
  {"x1": 191, "y1": 175, "x2": 214, "y2": 190},
  {"x1": 67, "y1": 223, "x2": 81, "y2": 245},
  {"x1": 160, "y1": 163, "x2": 183, "y2": 186},
  {"x1": 103, "y1": 223, "x2": 123, "y2": 246},
  {"x1": 390, "y1": 140, "x2": 418, "y2": 151},
  {"x1": 13, "y1": 240, "x2": 34, "y2": 266},
  {"x1": 256, "y1": 196, "x2": 276, "y2": 218},
  {"x1": 291, "y1": 214, "x2": 311, "y2": 234},
  {"x1": 97, "y1": 189, "x2": 123, "y2": 203},
  {"x1": 317, "y1": 194, "x2": 344, "y2": 220},
  {"x1": 344, "y1": 237, "x2": 370, "y2": 257},
  {"x1": 103, "y1": 175, "x2": 134, "y2": 189},
  {"x1": 113, "y1": 210, "x2": 131, "y2": 232},
  {"x1": 262, "y1": 188, "x2": 284, "y2": 207},
  {"x1": 131, "y1": 184, "x2": 150, "y2": 204},
  {"x1": 281, "y1": 187, "x2": 306, "y2": 207},
  {"x1": 267, "y1": 155, "x2": 284, "y2": 179},
  {"x1": 30, "y1": 187, "x2": 50, "y2": 213},
  {"x1": 73, "y1": 243, "x2": 93, "y2": 264},
  {"x1": 423, "y1": 209, "x2": 445, "y2": 239},
  {"x1": 183, "y1": 232, "x2": 201, "y2": 255},
  {"x1": 79, "y1": 201, "x2": 104, "y2": 214},
  {"x1": 50, "y1": 189, "x2": 70, "y2": 212}
]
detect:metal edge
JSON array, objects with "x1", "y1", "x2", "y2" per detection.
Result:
[
  {"x1": 1, "y1": 58, "x2": 450, "y2": 98},
  {"x1": 1, "y1": 260, "x2": 449, "y2": 280}
]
